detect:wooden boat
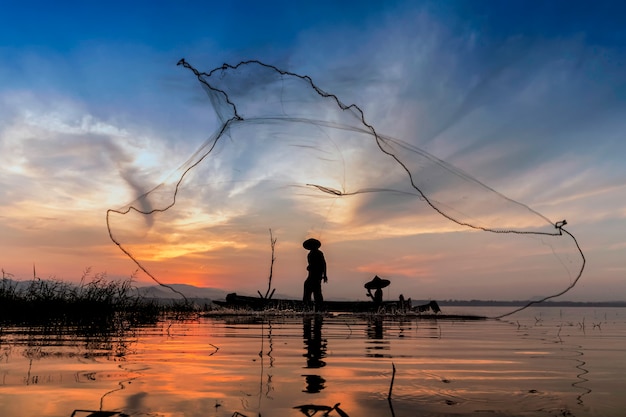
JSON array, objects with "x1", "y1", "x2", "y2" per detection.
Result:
[{"x1": 212, "y1": 293, "x2": 487, "y2": 320}]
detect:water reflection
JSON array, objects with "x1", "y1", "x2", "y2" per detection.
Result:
[
  {"x1": 0, "y1": 309, "x2": 622, "y2": 417},
  {"x1": 572, "y1": 347, "x2": 591, "y2": 405},
  {"x1": 366, "y1": 316, "x2": 390, "y2": 358},
  {"x1": 71, "y1": 409, "x2": 128, "y2": 417},
  {"x1": 556, "y1": 334, "x2": 591, "y2": 405},
  {"x1": 294, "y1": 403, "x2": 350, "y2": 416},
  {"x1": 0, "y1": 324, "x2": 140, "y2": 417},
  {"x1": 1, "y1": 325, "x2": 136, "y2": 387},
  {"x1": 302, "y1": 315, "x2": 327, "y2": 393},
  {"x1": 260, "y1": 321, "x2": 275, "y2": 399},
  {"x1": 367, "y1": 316, "x2": 384, "y2": 339},
  {"x1": 1, "y1": 324, "x2": 137, "y2": 360}
]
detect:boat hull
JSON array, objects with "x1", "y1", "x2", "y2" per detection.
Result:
[
  {"x1": 213, "y1": 294, "x2": 399, "y2": 312},
  {"x1": 211, "y1": 293, "x2": 484, "y2": 319}
]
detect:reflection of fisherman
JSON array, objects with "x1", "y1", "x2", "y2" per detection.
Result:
[
  {"x1": 365, "y1": 275, "x2": 390, "y2": 307},
  {"x1": 302, "y1": 316, "x2": 327, "y2": 393},
  {"x1": 302, "y1": 238, "x2": 327, "y2": 309},
  {"x1": 367, "y1": 315, "x2": 384, "y2": 340}
]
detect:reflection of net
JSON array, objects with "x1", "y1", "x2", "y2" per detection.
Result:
[{"x1": 106, "y1": 60, "x2": 585, "y2": 318}]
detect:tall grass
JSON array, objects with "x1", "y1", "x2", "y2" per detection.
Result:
[{"x1": 0, "y1": 269, "x2": 196, "y2": 328}]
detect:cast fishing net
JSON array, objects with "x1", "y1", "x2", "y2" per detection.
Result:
[{"x1": 106, "y1": 60, "x2": 585, "y2": 318}]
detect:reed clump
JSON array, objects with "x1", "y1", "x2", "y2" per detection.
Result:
[{"x1": 0, "y1": 269, "x2": 190, "y2": 328}]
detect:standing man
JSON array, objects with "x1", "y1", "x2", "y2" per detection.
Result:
[{"x1": 302, "y1": 238, "x2": 327, "y2": 310}]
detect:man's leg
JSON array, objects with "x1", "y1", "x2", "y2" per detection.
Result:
[
  {"x1": 313, "y1": 282, "x2": 324, "y2": 309},
  {"x1": 303, "y1": 281, "x2": 313, "y2": 306}
]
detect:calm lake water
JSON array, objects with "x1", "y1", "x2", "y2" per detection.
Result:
[{"x1": 1, "y1": 306, "x2": 624, "y2": 417}]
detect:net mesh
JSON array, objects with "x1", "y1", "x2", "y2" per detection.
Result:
[{"x1": 106, "y1": 60, "x2": 585, "y2": 318}]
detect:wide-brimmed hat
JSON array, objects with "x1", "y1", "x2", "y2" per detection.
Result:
[
  {"x1": 364, "y1": 275, "x2": 390, "y2": 290},
  {"x1": 303, "y1": 238, "x2": 321, "y2": 250}
]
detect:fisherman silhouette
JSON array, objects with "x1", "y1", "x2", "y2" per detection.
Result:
[
  {"x1": 365, "y1": 275, "x2": 390, "y2": 307},
  {"x1": 302, "y1": 238, "x2": 327, "y2": 310}
]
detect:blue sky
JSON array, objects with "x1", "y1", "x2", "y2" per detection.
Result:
[{"x1": 1, "y1": 1, "x2": 625, "y2": 301}]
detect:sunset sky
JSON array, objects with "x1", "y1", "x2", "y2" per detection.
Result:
[{"x1": 1, "y1": 1, "x2": 625, "y2": 302}]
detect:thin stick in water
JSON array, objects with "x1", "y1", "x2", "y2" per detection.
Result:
[{"x1": 388, "y1": 362, "x2": 396, "y2": 400}]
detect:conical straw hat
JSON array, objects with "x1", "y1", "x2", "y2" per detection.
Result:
[
  {"x1": 303, "y1": 238, "x2": 321, "y2": 250},
  {"x1": 364, "y1": 275, "x2": 390, "y2": 290}
]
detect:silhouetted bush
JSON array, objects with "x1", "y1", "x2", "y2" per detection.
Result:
[{"x1": 0, "y1": 270, "x2": 197, "y2": 329}]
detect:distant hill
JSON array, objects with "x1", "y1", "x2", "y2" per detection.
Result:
[
  {"x1": 439, "y1": 299, "x2": 626, "y2": 308},
  {"x1": 135, "y1": 283, "x2": 229, "y2": 301}
]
